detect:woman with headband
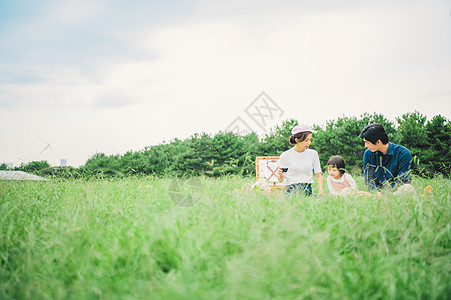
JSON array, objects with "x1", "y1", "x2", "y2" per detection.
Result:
[{"x1": 276, "y1": 124, "x2": 324, "y2": 196}]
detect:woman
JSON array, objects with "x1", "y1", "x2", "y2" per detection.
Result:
[{"x1": 276, "y1": 124, "x2": 324, "y2": 196}]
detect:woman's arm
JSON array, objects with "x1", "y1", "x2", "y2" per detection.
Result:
[{"x1": 316, "y1": 172, "x2": 324, "y2": 195}]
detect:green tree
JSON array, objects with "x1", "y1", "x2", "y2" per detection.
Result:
[
  {"x1": 259, "y1": 119, "x2": 298, "y2": 156},
  {"x1": 395, "y1": 111, "x2": 428, "y2": 156},
  {"x1": 119, "y1": 150, "x2": 150, "y2": 175},
  {"x1": 142, "y1": 143, "x2": 178, "y2": 176},
  {"x1": 83, "y1": 153, "x2": 123, "y2": 177},
  {"x1": 16, "y1": 160, "x2": 51, "y2": 174},
  {"x1": 208, "y1": 132, "x2": 245, "y2": 176},
  {"x1": 360, "y1": 112, "x2": 398, "y2": 144},
  {"x1": 312, "y1": 116, "x2": 365, "y2": 171},
  {"x1": 73, "y1": 111, "x2": 450, "y2": 178},
  {"x1": 423, "y1": 115, "x2": 451, "y2": 176},
  {"x1": 237, "y1": 132, "x2": 260, "y2": 176},
  {"x1": 395, "y1": 111, "x2": 428, "y2": 175},
  {"x1": 168, "y1": 137, "x2": 205, "y2": 176}
]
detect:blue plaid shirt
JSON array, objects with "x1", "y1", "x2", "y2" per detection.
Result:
[{"x1": 363, "y1": 142, "x2": 412, "y2": 191}]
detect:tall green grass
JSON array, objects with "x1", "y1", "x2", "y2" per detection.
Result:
[{"x1": 1, "y1": 176, "x2": 450, "y2": 299}]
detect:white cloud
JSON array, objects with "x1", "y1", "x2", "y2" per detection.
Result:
[
  {"x1": 51, "y1": 0, "x2": 103, "y2": 24},
  {"x1": 0, "y1": 0, "x2": 450, "y2": 167}
]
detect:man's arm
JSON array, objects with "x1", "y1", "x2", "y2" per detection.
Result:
[
  {"x1": 395, "y1": 148, "x2": 412, "y2": 185},
  {"x1": 363, "y1": 150, "x2": 378, "y2": 191}
]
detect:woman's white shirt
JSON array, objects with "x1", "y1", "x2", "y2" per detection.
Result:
[{"x1": 278, "y1": 148, "x2": 322, "y2": 185}]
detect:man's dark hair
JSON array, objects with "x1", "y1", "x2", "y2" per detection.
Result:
[
  {"x1": 359, "y1": 123, "x2": 389, "y2": 144},
  {"x1": 327, "y1": 155, "x2": 346, "y2": 175}
]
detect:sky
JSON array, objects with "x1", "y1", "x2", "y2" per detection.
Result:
[{"x1": 1, "y1": 0, "x2": 450, "y2": 168}]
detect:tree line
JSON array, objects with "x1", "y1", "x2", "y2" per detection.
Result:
[{"x1": 2, "y1": 111, "x2": 450, "y2": 178}]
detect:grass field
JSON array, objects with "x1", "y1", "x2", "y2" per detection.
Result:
[{"x1": 1, "y1": 175, "x2": 450, "y2": 299}]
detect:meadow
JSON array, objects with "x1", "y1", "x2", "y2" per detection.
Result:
[{"x1": 0, "y1": 175, "x2": 450, "y2": 299}]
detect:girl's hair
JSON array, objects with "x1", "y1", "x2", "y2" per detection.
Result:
[
  {"x1": 327, "y1": 155, "x2": 346, "y2": 175},
  {"x1": 289, "y1": 131, "x2": 311, "y2": 145}
]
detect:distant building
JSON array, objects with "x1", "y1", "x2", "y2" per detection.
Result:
[
  {"x1": 6, "y1": 163, "x2": 13, "y2": 169},
  {"x1": 60, "y1": 159, "x2": 67, "y2": 167}
]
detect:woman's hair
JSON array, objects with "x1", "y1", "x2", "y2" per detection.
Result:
[
  {"x1": 359, "y1": 123, "x2": 388, "y2": 144},
  {"x1": 289, "y1": 131, "x2": 311, "y2": 145},
  {"x1": 327, "y1": 155, "x2": 346, "y2": 175}
]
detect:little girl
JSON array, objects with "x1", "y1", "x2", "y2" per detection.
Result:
[{"x1": 326, "y1": 155, "x2": 357, "y2": 196}]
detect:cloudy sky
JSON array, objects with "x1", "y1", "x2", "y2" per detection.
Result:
[{"x1": 1, "y1": 0, "x2": 450, "y2": 167}]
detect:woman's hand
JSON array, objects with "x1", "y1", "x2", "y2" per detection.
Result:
[
  {"x1": 315, "y1": 172, "x2": 324, "y2": 195},
  {"x1": 276, "y1": 169, "x2": 284, "y2": 182}
]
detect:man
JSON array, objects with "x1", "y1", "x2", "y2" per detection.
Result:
[{"x1": 359, "y1": 123, "x2": 413, "y2": 192}]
